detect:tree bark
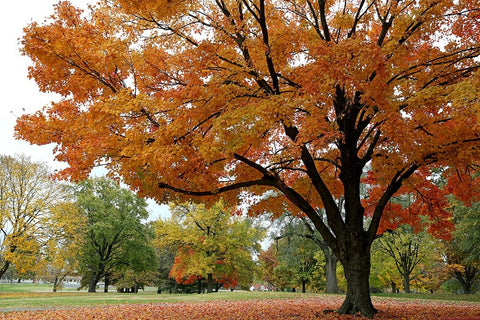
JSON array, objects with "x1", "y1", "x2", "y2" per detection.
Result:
[
  {"x1": 337, "y1": 237, "x2": 377, "y2": 318},
  {"x1": 454, "y1": 266, "x2": 478, "y2": 294},
  {"x1": 301, "y1": 216, "x2": 340, "y2": 294},
  {"x1": 88, "y1": 273, "x2": 100, "y2": 293},
  {"x1": 207, "y1": 273, "x2": 214, "y2": 293},
  {"x1": 324, "y1": 252, "x2": 340, "y2": 293},
  {"x1": 403, "y1": 273, "x2": 411, "y2": 293},
  {"x1": 104, "y1": 273, "x2": 110, "y2": 293},
  {"x1": 197, "y1": 278, "x2": 202, "y2": 294},
  {"x1": 391, "y1": 279, "x2": 397, "y2": 293},
  {"x1": 53, "y1": 276, "x2": 59, "y2": 293},
  {"x1": 302, "y1": 280, "x2": 306, "y2": 293}
]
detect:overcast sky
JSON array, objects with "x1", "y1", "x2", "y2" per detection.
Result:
[
  {"x1": 0, "y1": 0, "x2": 92, "y2": 167},
  {"x1": 0, "y1": 0, "x2": 168, "y2": 219}
]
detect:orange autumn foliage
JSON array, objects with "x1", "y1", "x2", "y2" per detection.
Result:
[
  {"x1": 169, "y1": 248, "x2": 239, "y2": 289},
  {"x1": 1, "y1": 296, "x2": 480, "y2": 320}
]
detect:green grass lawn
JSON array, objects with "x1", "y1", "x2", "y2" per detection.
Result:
[
  {"x1": 371, "y1": 291, "x2": 480, "y2": 302},
  {"x1": 0, "y1": 283, "x2": 478, "y2": 311},
  {"x1": 0, "y1": 283, "x2": 54, "y2": 293},
  {"x1": 0, "y1": 285, "x2": 318, "y2": 310}
]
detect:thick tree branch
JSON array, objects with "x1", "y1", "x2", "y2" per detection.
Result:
[
  {"x1": 274, "y1": 179, "x2": 338, "y2": 250},
  {"x1": 300, "y1": 145, "x2": 345, "y2": 238},
  {"x1": 158, "y1": 177, "x2": 276, "y2": 197},
  {"x1": 318, "y1": 0, "x2": 331, "y2": 42}
]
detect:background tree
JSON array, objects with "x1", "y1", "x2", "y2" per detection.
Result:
[
  {"x1": 374, "y1": 225, "x2": 424, "y2": 293},
  {"x1": 75, "y1": 177, "x2": 157, "y2": 292},
  {"x1": 257, "y1": 246, "x2": 280, "y2": 290},
  {"x1": 38, "y1": 199, "x2": 85, "y2": 292},
  {"x1": 0, "y1": 154, "x2": 66, "y2": 279},
  {"x1": 443, "y1": 200, "x2": 480, "y2": 294},
  {"x1": 412, "y1": 244, "x2": 448, "y2": 294},
  {"x1": 369, "y1": 249, "x2": 402, "y2": 293},
  {"x1": 154, "y1": 242, "x2": 178, "y2": 293},
  {"x1": 371, "y1": 231, "x2": 446, "y2": 294},
  {"x1": 299, "y1": 215, "x2": 340, "y2": 294},
  {"x1": 17, "y1": 0, "x2": 480, "y2": 316},
  {"x1": 155, "y1": 201, "x2": 264, "y2": 293},
  {"x1": 111, "y1": 269, "x2": 157, "y2": 293},
  {"x1": 272, "y1": 214, "x2": 339, "y2": 293},
  {"x1": 274, "y1": 231, "x2": 320, "y2": 293}
]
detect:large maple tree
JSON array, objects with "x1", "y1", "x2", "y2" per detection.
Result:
[{"x1": 16, "y1": 0, "x2": 480, "y2": 316}]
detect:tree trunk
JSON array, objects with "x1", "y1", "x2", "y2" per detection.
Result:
[
  {"x1": 206, "y1": 273, "x2": 213, "y2": 293},
  {"x1": 454, "y1": 266, "x2": 477, "y2": 294},
  {"x1": 53, "y1": 276, "x2": 59, "y2": 293},
  {"x1": 317, "y1": 239, "x2": 341, "y2": 294},
  {"x1": 463, "y1": 280, "x2": 472, "y2": 294},
  {"x1": 88, "y1": 273, "x2": 99, "y2": 293},
  {"x1": 324, "y1": 252, "x2": 340, "y2": 293},
  {"x1": 403, "y1": 273, "x2": 411, "y2": 293},
  {"x1": 197, "y1": 277, "x2": 202, "y2": 294},
  {"x1": 390, "y1": 279, "x2": 397, "y2": 294},
  {"x1": 104, "y1": 274, "x2": 110, "y2": 293},
  {"x1": 337, "y1": 237, "x2": 377, "y2": 318}
]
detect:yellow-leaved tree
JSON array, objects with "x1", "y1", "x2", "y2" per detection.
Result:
[
  {"x1": 155, "y1": 201, "x2": 264, "y2": 293},
  {"x1": 37, "y1": 199, "x2": 85, "y2": 292},
  {"x1": 0, "y1": 154, "x2": 68, "y2": 279}
]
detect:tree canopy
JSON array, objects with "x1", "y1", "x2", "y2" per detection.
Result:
[
  {"x1": 155, "y1": 201, "x2": 264, "y2": 292},
  {"x1": 444, "y1": 199, "x2": 480, "y2": 293},
  {"x1": 0, "y1": 154, "x2": 67, "y2": 279},
  {"x1": 75, "y1": 177, "x2": 156, "y2": 292},
  {"x1": 17, "y1": 0, "x2": 480, "y2": 316}
]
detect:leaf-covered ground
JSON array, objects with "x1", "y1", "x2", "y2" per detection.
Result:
[{"x1": 0, "y1": 296, "x2": 479, "y2": 320}]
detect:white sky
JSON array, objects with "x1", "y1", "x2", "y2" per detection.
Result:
[
  {"x1": 0, "y1": 0, "x2": 85, "y2": 167},
  {"x1": 0, "y1": 0, "x2": 169, "y2": 220}
]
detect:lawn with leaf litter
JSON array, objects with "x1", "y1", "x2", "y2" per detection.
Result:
[{"x1": 0, "y1": 295, "x2": 479, "y2": 319}]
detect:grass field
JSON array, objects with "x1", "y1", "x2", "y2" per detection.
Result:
[
  {"x1": 0, "y1": 285, "x2": 319, "y2": 310},
  {"x1": 0, "y1": 283, "x2": 478, "y2": 311},
  {"x1": 0, "y1": 284, "x2": 479, "y2": 319}
]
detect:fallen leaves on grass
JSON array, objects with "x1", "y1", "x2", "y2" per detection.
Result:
[{"x1": 0, "y1": 296, "x2": 479, "y2": 319}]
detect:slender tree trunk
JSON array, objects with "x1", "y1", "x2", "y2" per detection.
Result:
[
  {"x1": 104, "y1": 274, "x2": 110, "y2": 293},
  {"x1": 464, "y1": 266, "x2": 477, "y2": 294},
  {"x1": 207, "y1": 273, "x2": 213, "y2": 293},
  {"x1": 132, "y1": 280, "x2": 139, "y2": 293},
  {"x1": 403, "y1": 273, "x2": 411, "y2": 293},
  {"x1": 337, "y1": 237, "x2": 377, "y2": 318},
  {"x1": 464, "y1": 280, "x2": 472, "y2": 294},
  {"x1": 324, "y1": 252, "x2": 340, "y2": 293},
  {"x1": 302, "y1": 280, "x2": 306, "y2": 293},
  {"x1": 317, "y1": 237, "x2": 341, "y2": 294},
  {"x1": 53, "y1": 276, "x2": 59, "y2": 293},
  {"x1": 391, "y1": 279, "x2": 397, "y2": 293}
]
